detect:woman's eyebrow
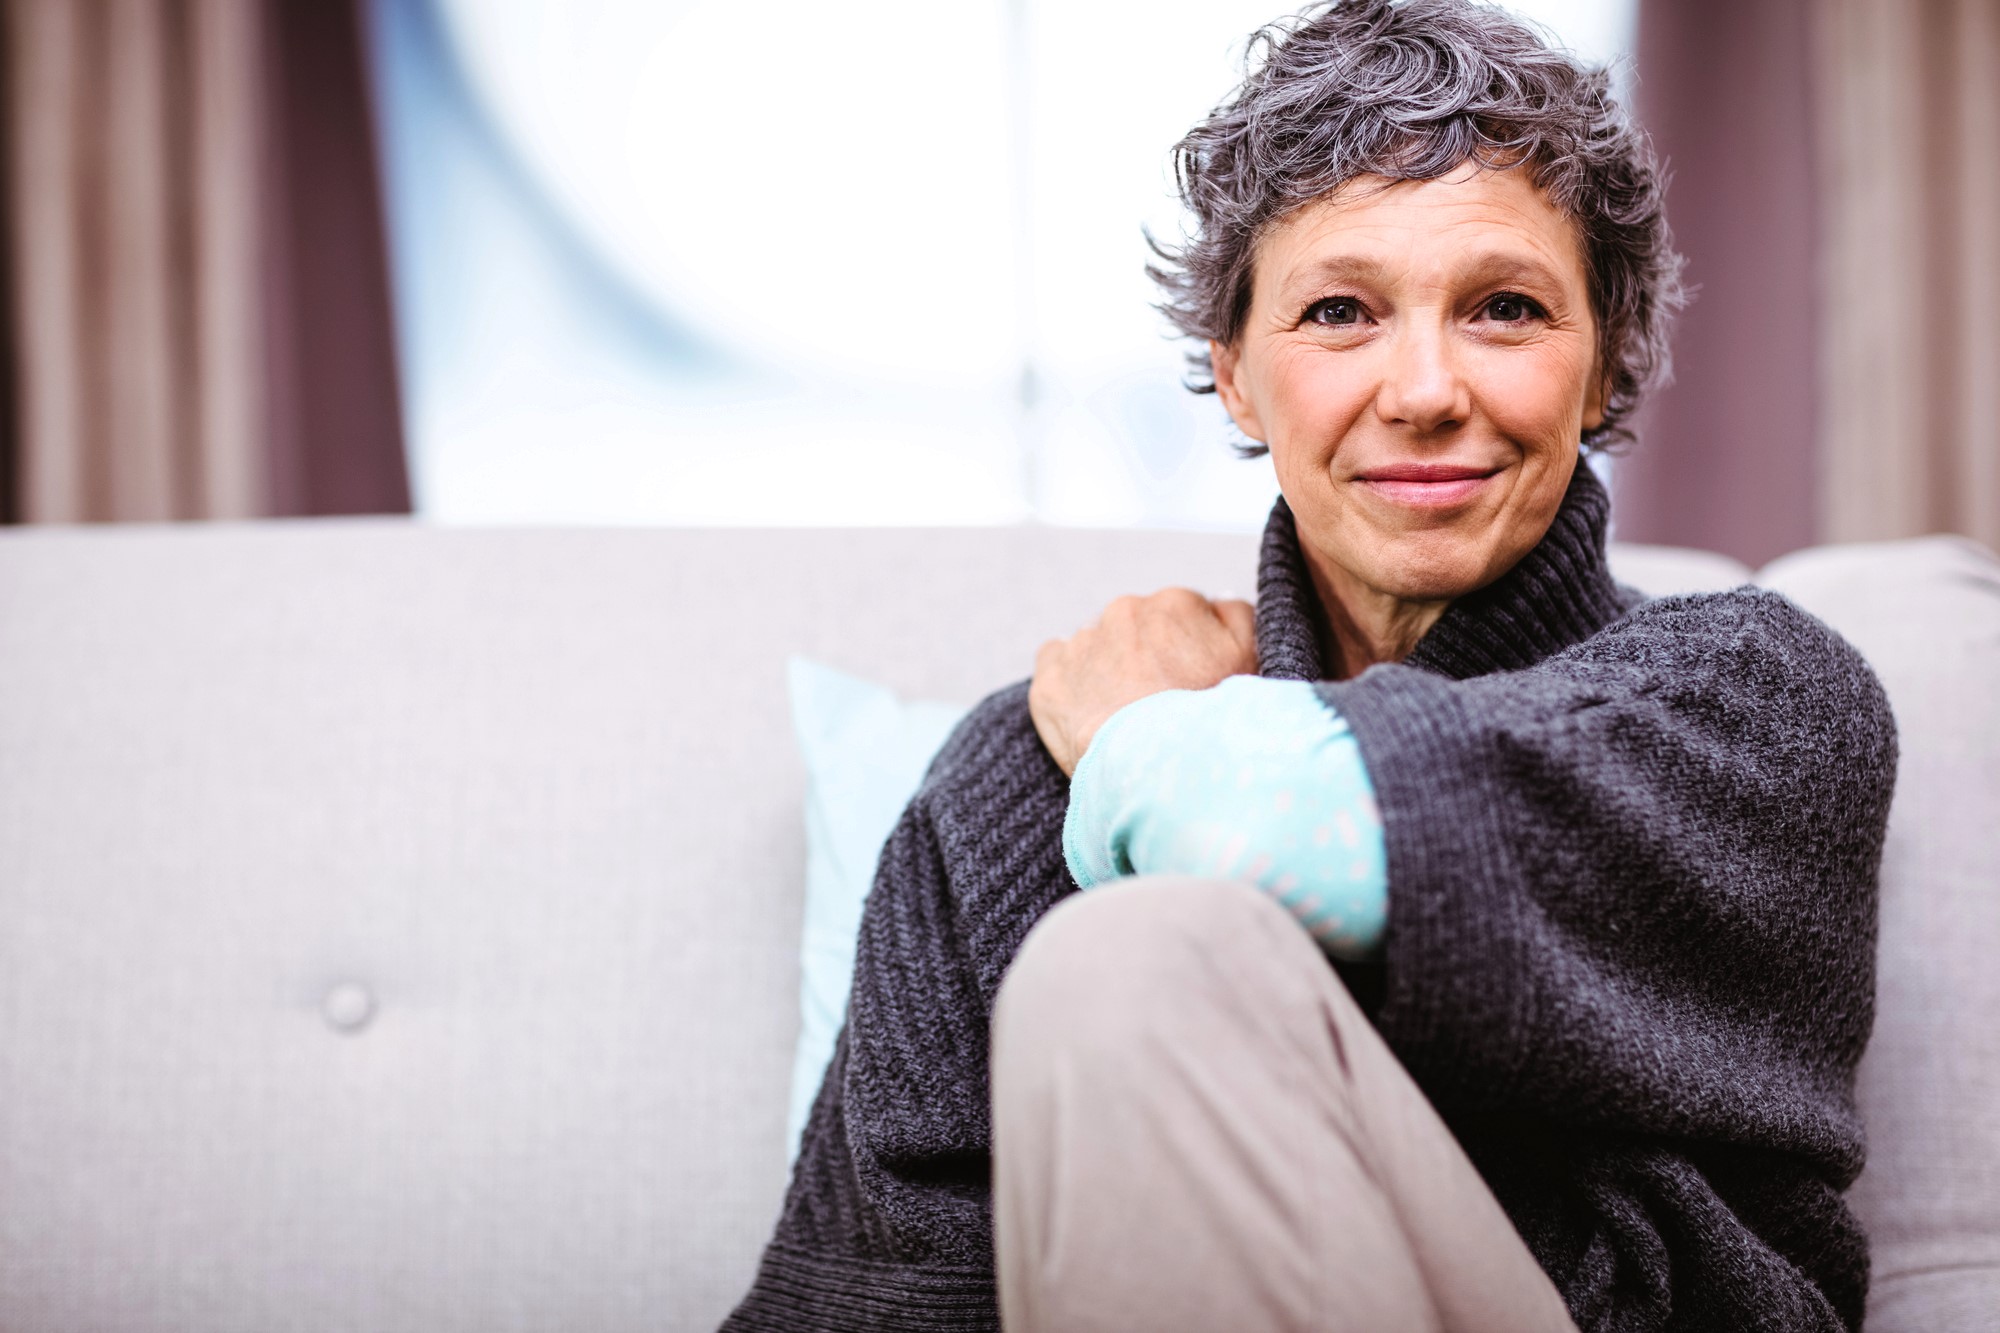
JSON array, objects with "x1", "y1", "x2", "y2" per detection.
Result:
[
  {"x1": 1451, "y1": 251, "x2": 1571, "y2": 291},
  {"x1": 1272, "y1": 249, "x2": 1576, "y2": 299},
  {"x1": 1273, "y1": 255, "x2": 1391, "y2": 295}
]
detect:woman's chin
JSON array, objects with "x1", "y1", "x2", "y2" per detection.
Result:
[{"x1": 1342, "y1": 532, "x2": 1508, "y2": 603}]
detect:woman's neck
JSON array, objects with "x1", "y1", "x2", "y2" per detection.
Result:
[{"x1": 1306, "y1": 558, "x2": 1451, "y2": 680}]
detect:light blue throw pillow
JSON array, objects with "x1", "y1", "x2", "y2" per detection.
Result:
[{"x1": 784, "y1": 656, "x2": 969, "y2": 1163}]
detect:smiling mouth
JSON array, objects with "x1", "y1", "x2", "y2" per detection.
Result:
[{"x1": 1353, "y1": 463, "x2": 1502, "y2": 508}]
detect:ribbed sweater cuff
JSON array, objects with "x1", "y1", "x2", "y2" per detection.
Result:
[{"x1": 724, "y1": 1244, "x2": 1001, "y2": 1333}]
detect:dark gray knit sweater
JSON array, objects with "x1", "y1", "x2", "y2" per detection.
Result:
[{"x1": 724, "y1": 465, "x2": 1896, "y2": 1332}]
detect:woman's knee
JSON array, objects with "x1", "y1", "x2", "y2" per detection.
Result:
[{"x1": 994, "y1": 876, "x2": 1334, "y2": 1062}]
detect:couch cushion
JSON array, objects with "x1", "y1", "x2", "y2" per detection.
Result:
[
  {"x1": 1605, "y1": 540, "x2": 1752, "y2": 594},
  {"x1": 0, "y1": 518, "x2": 1265, "y2": 1333},
  {"x1": 1758, "y1": 536, "x2": 2000, "y2": 1331}
]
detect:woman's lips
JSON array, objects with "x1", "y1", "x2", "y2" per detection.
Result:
[{"x1": 1353, "y1": 463, "x2": 1500, "y2": 508}]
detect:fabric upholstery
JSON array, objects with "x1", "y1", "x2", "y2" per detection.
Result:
[{"x1": 0, "y1": 519, "x2": 1264, "y2": 1332}]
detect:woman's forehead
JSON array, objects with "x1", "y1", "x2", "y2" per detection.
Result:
[{"x1": 1254, "y1": 166, "x2": 1589, "y2": 300}]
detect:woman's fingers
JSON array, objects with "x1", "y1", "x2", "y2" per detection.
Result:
[
  {"x1": 1030, "y1": 587, "x2": 1262, "y2": 775},
  {"x1": 1212, "y1": 597, "x2": 1259, "y2": 668}
]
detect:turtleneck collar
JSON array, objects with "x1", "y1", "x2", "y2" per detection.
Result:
[{"x1": 1254, "y1": 461, "x2": 1630, "y2": 684}]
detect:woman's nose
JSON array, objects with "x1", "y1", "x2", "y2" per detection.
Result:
[{"x1": 1374, "y1": 324, "x2": 1471, "y2": 435}]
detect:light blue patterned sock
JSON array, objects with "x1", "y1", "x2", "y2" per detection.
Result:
[{"x1": 1063, "y1": 674, "x2": 1388, "y2": 960}]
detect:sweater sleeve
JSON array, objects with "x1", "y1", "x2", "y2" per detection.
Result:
[
  {"x1": 725, "y1": 679, "x2": 1073, "y2": 1332},
  {"x1": 1318, "y1": 588, "x2": 1896, "y2": 1163},
  {"x1": 1315, "y1": 589, "x2": 1895, "y2": 1328},
  {"x1": 1062, "y1": 675, "x2": 1388, "y2": 960}
]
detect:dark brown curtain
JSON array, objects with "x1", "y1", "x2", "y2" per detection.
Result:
[{"x1": 0, "y1": 0, "x2": 408, "y2": 524}]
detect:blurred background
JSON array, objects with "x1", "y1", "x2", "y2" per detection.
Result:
[{"x1": 0, "y1": 0, "x2": 1992, "y2": 565}]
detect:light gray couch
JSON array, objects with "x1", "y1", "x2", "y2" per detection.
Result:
[{"x1": 1, "y1": 518, "x2": 1994, "y2": 1332}]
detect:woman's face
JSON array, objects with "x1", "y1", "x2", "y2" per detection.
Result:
[{"x1": 1212, "y1": 163, "x2": 1604, "y2": 609}]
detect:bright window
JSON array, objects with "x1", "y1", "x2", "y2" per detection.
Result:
[{"x1": 368, "y1": 0, "x2": 1636, "y2": 527}]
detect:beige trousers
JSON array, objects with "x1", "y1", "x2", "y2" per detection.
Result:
[{"x1": 990, "y1": 877, "x2": 1580, "y2": 1333}]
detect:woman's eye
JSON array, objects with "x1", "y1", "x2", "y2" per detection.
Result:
[
  {"x1": 1482, "y1": 293, "x2": 1542, "y2": 323},
  {"x1": 1306, "y1": 297, "x2": 1364, "y2": 326}
]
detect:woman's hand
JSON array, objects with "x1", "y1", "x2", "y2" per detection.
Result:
[{"x1": 1029, "y1": 588, "x2": 1259, "y2": 777}]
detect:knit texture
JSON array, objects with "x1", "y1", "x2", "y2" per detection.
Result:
[{"x1": 723, "y1": 465, "x2": 1896, "y2": 1332}]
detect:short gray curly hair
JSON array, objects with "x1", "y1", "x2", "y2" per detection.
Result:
[{"x1": 1150, "y1": 0, "x2": 1684, "y2": 453}]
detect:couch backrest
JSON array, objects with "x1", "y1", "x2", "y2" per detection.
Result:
[
  {"x1": 0, "y1": 520, "x2": 1987, "y2": 1331},
  {"x1": 0, "y1": 520, "x2": 1279, "y2": 1332}
]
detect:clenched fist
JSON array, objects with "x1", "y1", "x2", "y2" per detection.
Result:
[{"x1": 1029, "y1": 587, "x2": 1259, "y2": 777}]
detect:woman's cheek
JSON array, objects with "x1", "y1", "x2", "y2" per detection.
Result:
[
  {"x1": 1476, "y1": 343, "x2": 1593, "y2": 449},
  {"x1": 1277, "y1": 350, "x2": 1372, "y2": 462}
]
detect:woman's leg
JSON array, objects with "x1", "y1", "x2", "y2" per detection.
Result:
[{"x1": 991, "y1": 876, "x2": 1578, "y2": 1333}]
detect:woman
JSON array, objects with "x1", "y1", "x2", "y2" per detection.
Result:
[{"x1": 726, "y1": 2, "x2": 1894, "y2": 1329}]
